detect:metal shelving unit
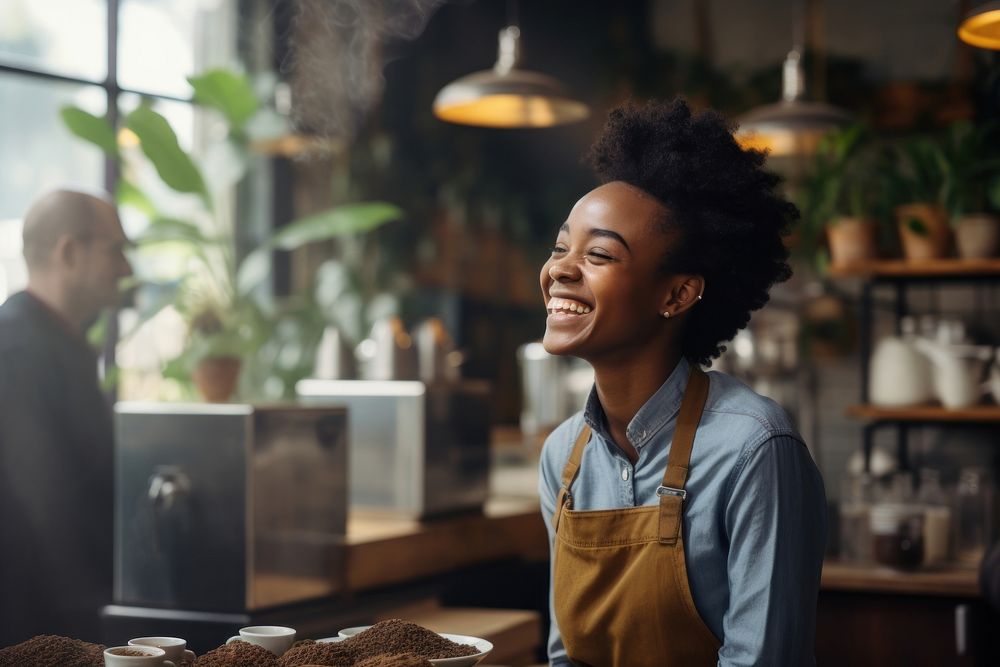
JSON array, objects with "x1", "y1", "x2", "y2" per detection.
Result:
[{"x1": 828, "y1": 259, "x2": 1000, "y2": 471}]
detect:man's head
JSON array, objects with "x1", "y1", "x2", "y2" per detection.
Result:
[{"x1": 22, "y1": 189, "x2": 132, "y2": 328}]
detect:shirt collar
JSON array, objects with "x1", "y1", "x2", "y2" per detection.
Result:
[{"x1": 583, "y1": 356, "x2": 692, "y2": 451}]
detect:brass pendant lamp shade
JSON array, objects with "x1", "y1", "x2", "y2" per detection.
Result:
[
  {"x1": 958, "y1": 1, "x2": 1000, "y2": 50},
  {"x1": 433, "y1": 26, "x2": 589, "y2": 128},
  {"x1": 736, "y1": 50, "x2": 852, "y2": 157}
]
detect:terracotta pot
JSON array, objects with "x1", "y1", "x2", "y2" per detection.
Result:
[
  {"x1": 193, "y1": 355, "x2": 242, "y2": 402},
  {"x1": 894, "y1": 203, "x2": 951, "y2": 261},
  {"x1": 954, "y1": 213, "x2": 1000, "y2": 260},
  {"x1": 826, "y1": 217, "x2": 878, "y2": 265}
]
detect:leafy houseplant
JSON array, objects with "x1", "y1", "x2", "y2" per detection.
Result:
[
  {"x1": 796, "y1": 125, "x2": 880, "y2": 270},
  {"x1": 62, "y1": 69, "x2": 403, "y2": 401},
  {"x1": 939, "y1": 120, "x2": 1000, "y2": 260},
  {"x1": 884, "y1": 137, "x2": 952, "y2": 261}
]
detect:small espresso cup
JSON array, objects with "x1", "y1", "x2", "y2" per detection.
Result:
[
  {"x1": 104, "y1": 645, "x2": 176, "y2": 666},
  {"x1": 128, "y1": 637, "x2": 195, "y2": 664},
  {"x1": 226, "y1": 625, "x2": 295, "y2": 656}
]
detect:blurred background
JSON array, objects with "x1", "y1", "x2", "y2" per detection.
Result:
[{"x1": 2, "y1": 0, "x2": 1000, "y2": 664}]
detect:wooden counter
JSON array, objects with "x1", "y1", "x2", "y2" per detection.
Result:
[
  {"x1": 345, "y1": 498, "x2": 548, "y2": 592},
  {"x1": 821, "y1": 559, "x2": 981, "y2": 598}
]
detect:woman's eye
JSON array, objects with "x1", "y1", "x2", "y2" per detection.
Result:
[
  {"x1": 588, "y1": 251, "x2": 613, "y2": 261},
  {"x1": 550, "y1": 245, "x2": 567, "y2": 254}
]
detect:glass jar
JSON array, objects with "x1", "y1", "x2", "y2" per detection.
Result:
[
  {"x1": 839, "y1": 474, "x2": 875, "y2": 563},
  {"x1": 870, "y1": 503, "x2": 925, "y2": 570},
  {"x1": 955, "y1": 467, "x2": 994, "y2": 566},
  {"x1": 917, "y1": 468, "x2": 952, "y2": 567}
]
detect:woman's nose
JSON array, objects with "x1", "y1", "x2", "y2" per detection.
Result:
[{"x1": 548, "y1": 254, "x2": 581, "y2": 282}]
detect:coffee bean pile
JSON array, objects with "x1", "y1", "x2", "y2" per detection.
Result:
[
  {"x1": 279, "y1": 639, "x2": 355, "y2": 666},
  {"x1": 343, "y1": 620, "x2": 478, "y2": 661},
  {"x1": 353, "y1": 654, "x2": 433, "y2": 667},
  {"x1": 194, "y1": 640, "x2": 279, "y2": 667},
  {"x1": 0, "y1": 635, "x2": 104, "y2": 667}
]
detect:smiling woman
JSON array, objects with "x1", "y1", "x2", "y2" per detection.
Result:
[{"x1": 538, "y1": 99, "x2": 826, "y2": 667}]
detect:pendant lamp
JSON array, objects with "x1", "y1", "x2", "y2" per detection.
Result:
[
  {"x1": 958, "y1": 1, "x2": 1000, "y2": 50},
  {"x1": 433, "y1": 25, "x2": 589, "y2": 128},
  {"x1": 736, "y1": 49, "x2": 852, "y2": 157}
]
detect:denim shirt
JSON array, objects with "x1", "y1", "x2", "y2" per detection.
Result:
[{"x1": 539, "y1": 357, "x2": 827, "y2": 666}]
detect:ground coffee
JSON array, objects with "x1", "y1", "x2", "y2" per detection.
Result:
[
  {"x1": 0, "y1": 634, "x2": 104, "y2": 667},
  {"x1": 194, "y1": 640, "x2": 280, "y2": 667},
  {"x1": 353, "y1": 653, "x2": 433, "y2": 667},
  {"x1": 342, "y1": 620, "x2": 478, "y2": 660},
  {"x1": 278, "y1": 639, "x2": 356, "y2": 666}
]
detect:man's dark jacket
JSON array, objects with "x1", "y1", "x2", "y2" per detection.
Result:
[{"x1": 0, "y1": 291, "x2": 113, "y2": 645}]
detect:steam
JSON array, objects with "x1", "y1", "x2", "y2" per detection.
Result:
[{"x1": 286, "y1": 0, "x2": 450, "y2": 138}]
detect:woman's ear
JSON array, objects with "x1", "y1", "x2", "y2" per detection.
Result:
[{"x1": 661, "y1": 276, "x2": 704, "y2": 317}]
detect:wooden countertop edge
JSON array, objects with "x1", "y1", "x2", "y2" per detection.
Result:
[
  {"x1": 345, "y1": 500, "x2": 548, "y2": 591},
  {"x1": 821, "y1": 560, "x2": 981, "y2": 598}
]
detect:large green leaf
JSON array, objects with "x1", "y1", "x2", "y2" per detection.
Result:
[
  {"x1": 60, "y1": 106, "x2": 119, "y2": 160},
  {"x1": 271, "y1": 202, "x2": 404, "y2": 250},
  {"x1": 137, "y1": 217, "x2": 222, "y2": 246},
  {"x1": 126, "y1": 106, "x2": 211, "y2": 208},
  {"x1": 117, "y1": 179, "x2": 156, "y2": 217},
  {"x1": 188, "y1": 69, "x2": 259, "y2": 133},
  {"x1": 235, "y1": 248, "x2": 271, "y2": 296}
]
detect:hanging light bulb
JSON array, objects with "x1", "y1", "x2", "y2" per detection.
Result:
[
  {"x1": 433, "y1": 26, "x2": 589, "y2": 128},
  {"x1": 958, "y1": 1, "x2": 1000, "y2": 50},
  {"x1": 736, "y1": 50, "x2": 852, "y2": 157}
]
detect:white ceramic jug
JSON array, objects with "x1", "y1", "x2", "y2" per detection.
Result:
[
  {"x1": 914, "y1": 338, "x2": 993, "y2": 409},
  {"x1": 870, "y1": 334, "x2": 934, "y2": 406}
]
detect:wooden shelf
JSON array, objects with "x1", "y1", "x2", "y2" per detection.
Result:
[
  {"x1": 827, "y1": 258, "x2": 1000, "y2": 279},
  {"x1": 846, "y1": 404, "x2": 1000, "y2": 423},
  {"x1": 822, "y1": 559, "x2": 980, "y2": 597}
]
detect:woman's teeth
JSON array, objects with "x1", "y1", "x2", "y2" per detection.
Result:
[{"x1": 547, "y1": 297, "x2": 592, "y2": 314}]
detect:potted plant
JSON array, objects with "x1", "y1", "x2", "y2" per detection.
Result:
[
  {"x1": 796, "y1": 125, "x2": 880, "y2": 270},
  {"x1": 885, "y1": 137, "x2": 952, "y2": 261},
  {"x1": 940, "y1": 120, "x2": 1000, "y2": 260},
  {"x1": 62, "y1": 69, "x2": 403, "y2": 401}
]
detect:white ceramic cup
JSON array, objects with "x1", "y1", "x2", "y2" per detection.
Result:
[
  {"x1": 226, "y1": 625, "x2": 296, "y2": 656},
  {"x1": 128, "y1": 637, "x2": 195, "y2": 664},
  {"x1": 104, "y1": 645, "x2": 176, "y2": 666}
]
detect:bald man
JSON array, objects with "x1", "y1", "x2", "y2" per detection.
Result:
[{"x1": 0, "y1": 189, "x2": 132, "y2": 645}]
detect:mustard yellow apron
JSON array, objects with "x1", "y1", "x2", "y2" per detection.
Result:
[{"x1": 552, "y1": 366, "x2": 721, "y2": 666}]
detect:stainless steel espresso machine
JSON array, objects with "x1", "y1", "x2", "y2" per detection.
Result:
[
  {"x1": 104, "y1": 403, "x2": 348, "y2": 650},
  {"x1": 295, "y1": 379, "x2": 492, "y2": 518}
]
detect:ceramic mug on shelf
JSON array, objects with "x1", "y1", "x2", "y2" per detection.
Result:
[
  {"x1": 128, "y1": 637, "x2": 195, "y2": 664},
  {"x1": 104, "y1": 645, "x2": 175, "y2": 666},
  {"x1": 226, "y1": 626, "x2": 296, "y2": 656}
]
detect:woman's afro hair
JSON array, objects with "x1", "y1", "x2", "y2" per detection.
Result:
[{"x1": 587, "y1": 98, "x2": 796, "y2": 366}]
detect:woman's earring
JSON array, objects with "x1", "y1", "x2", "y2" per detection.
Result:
[{"x1": 662, "y1": 310, "x2": 671, "y2": 318}]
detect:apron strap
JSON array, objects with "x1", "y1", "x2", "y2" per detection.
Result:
[
  {"x1": 552, "y1": 424, "x2": 592, "y2": 533},
  {"x1": 658, "y1": 366, "x2": 710, "y2": 545}
]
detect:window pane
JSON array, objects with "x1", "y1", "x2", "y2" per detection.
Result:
[
  {"x1": 0, "y1": 0, "x2": 106, "y2": 81},
  {"x1": 0, "y1": 74, "x2": 106, "y2": 302},
  {"x1": 118, "y1": 0, "x2": 239, "y2": 98}
]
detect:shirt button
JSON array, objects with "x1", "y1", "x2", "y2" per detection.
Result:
[
  {"x1": 639, "y1": 429, "x2": 647, "y2": 440},
  {"x1": 621, "y1": 468, "x2": 630, "y2": 481}
]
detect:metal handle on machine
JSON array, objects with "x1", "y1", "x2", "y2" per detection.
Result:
[
  {"x1": 148, "y1": 466, "x2": 191, "y2": 511},
  {"x1": 955, "y1": 603, "x2": 969, "y2": 656}
]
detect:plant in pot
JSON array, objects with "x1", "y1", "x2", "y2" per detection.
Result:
[
  {"x1": 62, "y1": 68, "x2": 403, "y2": 401},
  {"x1": 940, "y1": 120, "x2": 1000, "y2": 260},
  {"x1": 796, "y1": 125, "x2": 880, "y2": 271},
  {"x1": 884, "y1": 137, "x2": 951, "y2": 261}
]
